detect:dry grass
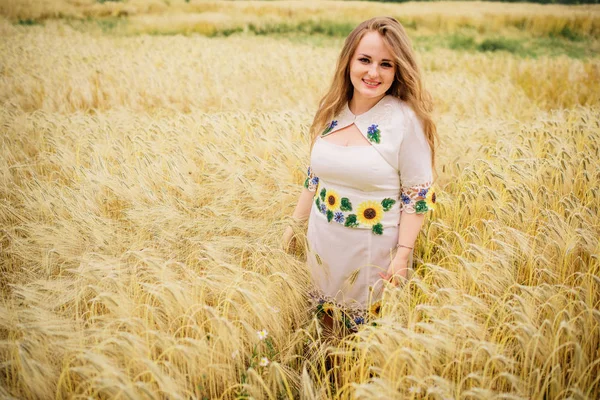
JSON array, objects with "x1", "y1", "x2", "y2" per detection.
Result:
[
  {"x1": 1, "y1": 4, "x2": 599, "y2": 400},
  {"x1": 1, "y1": 1, "x2": 600, "y2": 39}
]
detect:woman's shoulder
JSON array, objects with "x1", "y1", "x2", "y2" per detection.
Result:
[{"x1": 383, "y1": 95, "x2": 415, "y2": 118}]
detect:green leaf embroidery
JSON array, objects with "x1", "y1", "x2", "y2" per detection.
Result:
[
  {"x1": 316, "y1": 303, "x2": 324, "y2": 318},
  {"x1": 322, "y1": 120, "x2": 338, "y2": 136},
  {"x1": 340, "y1": 197, "x2": 353, "y2": 211},
  {"x1": 367, "y1": 124, "x2": 381, "y2": 144},
  {"x1": 368, "y1": 132, "x2": 380, "y2": 143},
  {"x1": 344, "y1": 214, "x2": 358, "y2": 228},
  {"x1": 304, "y1": 177, "x2": 309, "y2": 189},
  {"x1": 381, "y1": 198, "x2": 396, "y2": 212},
  {"x1": 341, "y1": 314, "x2": 353, "y2": 330},
  {"x1": 372, "y1": 223, "x2": 383, "y2": 235},
  {"x1": 415, "y1": 200, "x2": 428, "y2": 213},
  {"x1": 315, "y1": 198, "x2": 320, "y2": 208},
  {"x1": 320, "y1": 188, "x2": 326, "y2": 201},
  {"x1": 326, "y1": 210, "x2": 333, "y2": 222}
]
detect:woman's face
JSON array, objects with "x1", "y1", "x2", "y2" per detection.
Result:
[{"x1": 349, "y1": 31, "x2": 395, "y2": 104}]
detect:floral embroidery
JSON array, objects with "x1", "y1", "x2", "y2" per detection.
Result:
[
  {"x1": 356, "y1": 200, "x2": 384, "y2": 235},
  {"x1": 319, "y1": 202, "x2": 327, "y2": 215},
  {"x1": 304, "y1": 166, "x2": 319, "y2": 192},
  {"x1": 401, "y1": 182, "x2": 436, "y2": 214},
  {"x1": 369, "y1": 300, "x2": 382, "y2": 316},
  {"x1": 325, "y1": 189, "x2": 341, "y2": 211},
  {"x1": 381, "y1": 198, "x2": 396, "y2": 212},
  {"x1": 322, "y1": 120, "x2": 338, "y2": 136},
  {"x1": 344, "y1": 214, "x2": 359, "y2": 228},
  {"x1": 313, "y1": 186, "x2": 397, "y2": 234},
  {"x1": 340, "y1": 197, "x2": 353, "y2": 211},
  {"x1": 308, "y1": 288, "x2": 382, "y2": 332},
  {"x1": 367, "y1": 124, "x2": 381, "y2": 143},
  {"x1": 426, "y1": 189, "x2": 436, "y2": 209}
]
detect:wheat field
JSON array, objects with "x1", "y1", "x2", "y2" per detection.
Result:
[{"x1": 1, "y1": 1, "x2": 599, "y2": 399}]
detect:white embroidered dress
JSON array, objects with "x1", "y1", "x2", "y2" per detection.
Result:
[{"x1": 304, "y1": 95, "x2": 435, "y2": 330}]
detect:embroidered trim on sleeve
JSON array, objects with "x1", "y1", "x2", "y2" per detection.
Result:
[
  {"x1": 400, "y1": 181, "x2": 436, "y2": 214},
  {"x1": 304, "y1": 166, "x2": 319, "y2": 192}
]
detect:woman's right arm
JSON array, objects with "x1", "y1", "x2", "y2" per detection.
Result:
[
  {"x1": 282, "y1": 167, "x2": 318, "y2": 251},
  {"x1": 282, "y1": 188, "x2": 314, "y2": 251}
]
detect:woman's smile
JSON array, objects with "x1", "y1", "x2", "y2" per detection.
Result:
[{"x1": 362, "y1": 79, "x2": 381, "y2": 88}]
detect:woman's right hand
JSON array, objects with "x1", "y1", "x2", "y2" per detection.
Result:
[{"x1": 282, "y1": 225, "x2": 296, "y2": 252}]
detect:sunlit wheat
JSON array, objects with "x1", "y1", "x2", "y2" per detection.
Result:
[{"x1": 0, "y1": 3, "x2": 599, "y2": 400}]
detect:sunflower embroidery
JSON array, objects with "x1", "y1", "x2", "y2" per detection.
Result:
[
  {"x1": 322, "y1": 120, "x2": 338, "y2": 136},
  {"x1": 356, "y1": 200, "x2": 384, "y2": 235},
  {"x1": 324, "y1": 189, "x2": 341, "y2": 211},
  {"x1": 369, "y1": 300, "x2": 382, "y2": 317},
  {"x1": 425, "y1": 189, "x2": 436, "y2": 210},
  {"x1": 316, "y1": 299, "x2": 335, "y2": 318},
  {"x1": 367, "y1": 124, "x2": 381, "y2": 143},
  {"x1": 314, "y1": 185, "x2": 396, "y2": 234}
]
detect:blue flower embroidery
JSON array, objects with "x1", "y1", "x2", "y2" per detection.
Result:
[
  {"x1": 354, "y1": 316, "x2": 365, "y2": 325},
  {"x1": 367, "y1": 124, "x2": 381, "y2": 143},
  {"x1": 322, "y1": 120, "x2": 338, "y2": 136},
  {"x1": 305, "y1": 166, "x2": 319, "y2": 191},
  {"x1": 418, "y1": 187, "x2": 429, "y2": 197},
  {"x1": 319, "y1": 202, "x2": 327, "y2": 214},
  {"x1": 333, "y1": 211, "x2": 345, "y2": 224},
  {"x1": 401, "y1": 193, "x2": 411, "y2": 204}
]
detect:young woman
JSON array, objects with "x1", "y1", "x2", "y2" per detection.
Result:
[{"x1": 283, "y1": 16, "x2": 438, "y2": 334}]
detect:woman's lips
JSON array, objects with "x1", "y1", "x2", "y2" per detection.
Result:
[{"x1": 363, "y1": 79, "x2": 380, "y2": 88}]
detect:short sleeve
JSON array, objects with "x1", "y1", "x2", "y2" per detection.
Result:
[
  {"x1": 398, "y1": 110, "x2": 436, "y2": 214},
  {"x1": 303, "y1": 166, "x2": 319, "y2": 192}
]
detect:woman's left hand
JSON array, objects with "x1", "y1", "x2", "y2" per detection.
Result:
[{"x1": 379, "y1": 255, "x2": 409, "y2": 287}]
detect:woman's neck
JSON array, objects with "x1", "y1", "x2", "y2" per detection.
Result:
[{"x1": 348, "y1": 93, "x2": 386, "y2": 116}]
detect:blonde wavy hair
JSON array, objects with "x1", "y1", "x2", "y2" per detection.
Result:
[{"x1": 309, "y1": 16, "x2": 438, "y2": 173}]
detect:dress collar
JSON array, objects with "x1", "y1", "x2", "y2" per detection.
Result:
[
  {"x1": 345, "y1": 95, "x2": 390, "y2": 119},
  {"x1": 321, "y1": 95, "x2": 392, "y2": 137}
]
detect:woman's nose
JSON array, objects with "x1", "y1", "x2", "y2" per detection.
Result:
[{"x1": 368, "y1": 63, "x2": 379, "y2": 77}]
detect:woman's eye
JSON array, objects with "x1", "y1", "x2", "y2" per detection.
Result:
[
  {"x1": 382, "y1": 62, "x2": 393, "y2": 68},
  {"x1": 359, "y1": 58, "x2": 369, "y2": 63}
]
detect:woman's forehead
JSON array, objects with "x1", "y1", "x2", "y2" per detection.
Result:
[{"x1": 355, "y1": 31, "x2": 394, "y2": 60}]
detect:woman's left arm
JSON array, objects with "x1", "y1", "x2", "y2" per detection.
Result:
[
  {"x1": 379, "y1": 107, "x2": 436, "y2": 286},
  {"x1": 379, "y1": 212, "x2": 425, "y2": 284}
]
